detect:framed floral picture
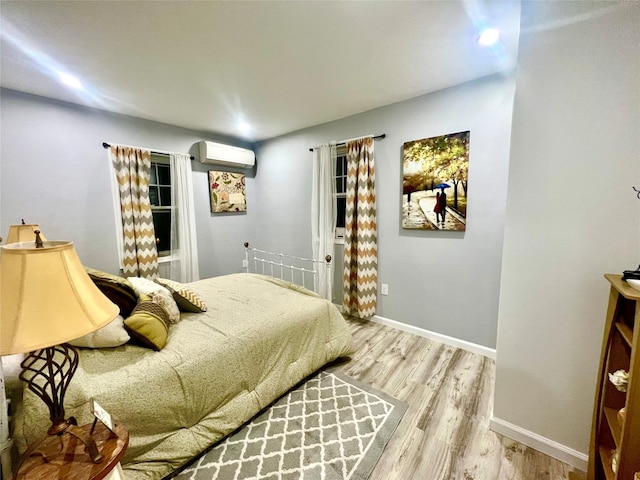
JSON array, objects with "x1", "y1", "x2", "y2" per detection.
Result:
[{"x1": 209, "y1": 171, "x2": 246, "y2": 213}]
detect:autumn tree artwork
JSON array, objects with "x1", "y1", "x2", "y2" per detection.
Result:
[{"x1": 402, "y1": 131, "x2": 470, "y2": 231}]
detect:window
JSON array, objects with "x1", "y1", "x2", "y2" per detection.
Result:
[
  {"x1": 149, "y1": 154, "x2": 173, "y2": 256},
  {"x1": 334, "y1": 147, "x2": 347, "y2": 239}
]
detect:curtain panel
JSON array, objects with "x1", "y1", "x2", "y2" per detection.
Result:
[
  {"x1": 343, "y1": 137, "x2": 378, "y2": 318},
  {"x1": 169, "y1": 153, "x2": 200, "y2": 283},
  {"x1": 311, "y1": 143, "x2": 337, "y2": 300},
  {"x1": 110, "y1": 146, "x2": 159, "y2": 279}
]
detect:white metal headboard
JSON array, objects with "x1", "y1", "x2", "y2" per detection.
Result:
[{"x1": 243, "y1": 242, "x2": 332, "y2": 295}]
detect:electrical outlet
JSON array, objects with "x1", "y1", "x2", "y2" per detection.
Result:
[
  {"x1": 242, "y1": 259, "x2": 248, "y2": 268},
  {"x1": 381, "y1": 283, "x2": 389, "y2": 295}
]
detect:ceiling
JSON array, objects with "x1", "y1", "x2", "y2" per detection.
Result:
[{"x1": 0, "y1": 1, "x2": 520, "y2": 142}]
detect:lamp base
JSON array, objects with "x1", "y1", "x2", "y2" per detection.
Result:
[
  {"x1": 19, "y1": 344, "x2": 104, "y2": 463},
  {"x1": 29, "y1": 421, "x2": 104, "y2": 464},
  {"x1": 16, "y1": 422, "x2": 128, "y2": 480},
  {"x1": 48, "y1": 416, "x2": 77, "y2": 437}
]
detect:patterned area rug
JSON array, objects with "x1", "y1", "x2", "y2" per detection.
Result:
[{"x1": 168, "y1": 370, "x2": 406, "y2": 480}]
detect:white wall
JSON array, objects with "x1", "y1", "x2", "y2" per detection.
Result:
[
  {"x1": 255, "y1": 73, "x2": 516, "y2": 349},
  {"x1": 0, "y1": 89, "x2": 254, "y2": 278},
  {"x1": 493, "y1": 0, "x2": 640, "y2": 464}
]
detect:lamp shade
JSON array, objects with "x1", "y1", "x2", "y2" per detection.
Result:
[
  {"x1": 0, "y1": 241, "x2": 119, "y2": 355},
  {"x1": 5, "y1": 224, "x2": 47, "y2": 244}
]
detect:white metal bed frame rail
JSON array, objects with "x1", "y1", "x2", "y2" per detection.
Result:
[{"x1": 243, "y1": 242, "x2": 332, "y2": 295}]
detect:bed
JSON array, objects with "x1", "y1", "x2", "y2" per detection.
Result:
[{"x1": 11, "y1": 269, "x2": 353, "y2": 480}]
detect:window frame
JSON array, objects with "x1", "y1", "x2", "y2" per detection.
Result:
[
  {"x1": 334, "y1": 146, "x2": 347, "y2": 242},
  {"x1": 149, "y1": 154, "x2": 174, "y2": 258}
]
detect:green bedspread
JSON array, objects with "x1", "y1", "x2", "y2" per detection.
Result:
[{"x1": 13, "y1": 273, "x2": 354, "y2": 479}]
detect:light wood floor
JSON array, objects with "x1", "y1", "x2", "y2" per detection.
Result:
[{"x1": 331, "y1": 316, "x2": 582, "y2": 480}]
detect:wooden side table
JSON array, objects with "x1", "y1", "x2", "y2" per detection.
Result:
[{"x1": 16, "y1": 422, "x2": 128, "y2": 480}]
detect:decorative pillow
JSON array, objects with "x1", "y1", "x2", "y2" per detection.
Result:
[
  {"x1": 154, "y1": 278, "x2": 207, "y2": 313},
  {"x1": 124, "y1": 295, "x2": 170, "y2": 351},
  {"x1": 68, "y1": 316, "x2": 130, "y2": 348},
  {"x1": 85, "y1": 267, "x2": 138, "y2": 318},
  {"x1": 127, "y1": 276, "x2": 181, "y2": 323}
]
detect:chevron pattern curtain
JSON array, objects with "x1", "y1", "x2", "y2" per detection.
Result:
[
  {"x1": 110, "y1": 146, "x2": 159, "y2": 279},
  {"x1": 343, "y1": 137, "x2": 377, "y2": 318}
]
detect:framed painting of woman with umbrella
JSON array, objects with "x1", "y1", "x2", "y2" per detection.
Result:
[{"x1": 402, "y1": 130, "x2": 470, "y2": 231}]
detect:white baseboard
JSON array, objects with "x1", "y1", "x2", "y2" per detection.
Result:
[
  {"x1": 489, "y1": 416, "x2": 588, "y2": 471},
  {"x1": 369, "y1": 314, "x2": 496, "y2": 359}
]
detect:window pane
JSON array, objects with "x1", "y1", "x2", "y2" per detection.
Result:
[
  {"x1": 336, "y1": 158, "x2": 343, "y2": 176},
  {"x1": 152, "y1": 210, "x2": 171, "y2": 254},
  {"x1": 149, "y1": 186, "x2": 159, "y2": 206},
  {"x1": 157, "y1": 165, "x2": 171, "y2": 185},
  {"x1": 160, "y1": 186, "x2": 171, "y2": 206},
  {"x1": 150, "y1": 164, "x2": 158, "y2": 185},
  {"x1": 336, "y1": 197, "x2": 346, "y2": 228}
]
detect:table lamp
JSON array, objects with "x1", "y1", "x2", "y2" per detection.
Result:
[
  {"x1": 5, "y1": 220, "x2": 47, "y2": 244},
  {"x1": 0, "y1": 232, "x2": 119, "y2": 463}
]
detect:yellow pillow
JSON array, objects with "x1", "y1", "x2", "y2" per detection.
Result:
[{"x1": 124, "y1": 295, "x2": 170, "y2": 350}]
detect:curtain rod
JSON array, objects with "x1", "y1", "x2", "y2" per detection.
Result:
[
  {"x1": 102, "y1": 142, "x2": 194, "y2": 160},
  {"x1": 308, "y1": 134, "x2": 386, "y2": 152}
]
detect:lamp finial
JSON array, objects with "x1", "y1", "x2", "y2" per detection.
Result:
[{"x1": 34, "y1": 230, "x2": 44, "y2": 248}]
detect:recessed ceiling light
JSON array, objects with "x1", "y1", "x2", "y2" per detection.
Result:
[
  {"x1": 478, "y1": 28, "x2": 500, "y2": 46},
  {"x1": 58, "y1": 72, "x2": 83, "y2": 90},
  {"x1": 237, "y1": 121, "x2": 252, "y2": 134}
]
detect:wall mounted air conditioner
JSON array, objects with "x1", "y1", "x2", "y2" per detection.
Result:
[{"x1": 198, "y1": 141, "x2": 255, "y2": 169}]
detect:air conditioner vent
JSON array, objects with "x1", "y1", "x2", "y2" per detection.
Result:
[{"x1": 198, "y1": 141, "x2": 255, "y2": 169}]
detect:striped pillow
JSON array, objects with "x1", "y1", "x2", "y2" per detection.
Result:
[
  {"x1": 154, "y1": 278, "x2": 207, "y2": 313},
  {"x1": 124, "y1": 295, "x2": 170, "y2": 351}
]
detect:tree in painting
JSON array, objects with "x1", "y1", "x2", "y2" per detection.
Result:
[{"x1": 402, "y1": 131, "x2": 470, "y2": 231}]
